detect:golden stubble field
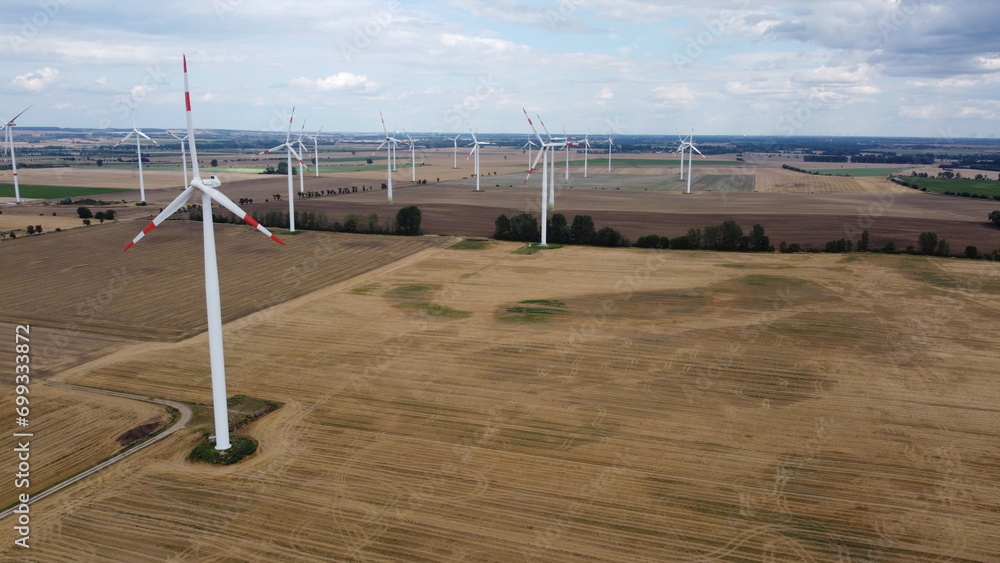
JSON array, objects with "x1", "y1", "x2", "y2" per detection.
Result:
[{"x1": 2, "y1": 230, "x2": 999, "y2": 561}]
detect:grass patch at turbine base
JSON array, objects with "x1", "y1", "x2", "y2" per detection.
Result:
[
  {"x1": 188, "y1": 435, "x2": 258, "y2": 466},
  {"x1": 514, "y1": 243, "x2": 563, "y2": 255}
]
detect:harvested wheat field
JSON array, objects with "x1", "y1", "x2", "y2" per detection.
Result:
[{"x1": 3, "y1": 236, "x2": 1000, "y2": 561}]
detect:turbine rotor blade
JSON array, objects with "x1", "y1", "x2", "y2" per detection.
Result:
[
  {"x1": 200, "y1": 181, "x2": 285, "y2": 245},
  {"x1": 124, "y1": 186, "x2": 195, "y2": 251},
  {"x1": 256, "y1": 144, "x2": 286, "y2": 156}
]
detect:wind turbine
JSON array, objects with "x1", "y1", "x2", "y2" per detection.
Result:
[
  {"x1": 403, "y1": 129, "x2": 417, "y2": 182},
  {"x1": 534, "y1": 114, "x2": 566, "y2": 211},
  {"x1": 675, "y1": 132, "x2": 688, "y2": 181},
  {"x1": 607, "y1": 137, "x2": 615, "y2": 173},
  {"x1": 523, "y1": 109, "x2": 564, "y2": 242},
  {"x1": 582, "y1": 132, "x2": 592, "y2": 178},
  {"x1": 116, "y1": 99, "x2": 159, "y2": 204},
  {"x1": 305, "y1": 127, "x2": 323, "y2": 177},
  {"x1": 681, "y1": 129, "x2": 705, "y2": 194},
  {"x1": 295, "y1": 120, "x2": 310, "y2": 194},
  {"x1": 448, "y1": 134, "x2": 462, "y2": 169},
  {"x1": 371, "y1": 111, "x2": 403, "y2": 204},
  {"x1": 125, "y1": 55, "x2": 285, "y2": 451},
  {"x1": 255, "y1": 107, "x2": 308, "y2": 231},
  {"x1": 166, "y1": 130, "x2": 190, "y2": 188},
  {"x1": 2, "y1": 105, "x2": 30, "y2": 203},
  {"x1": 467, "y1": 127, "x2": 492, "y2": 192}
]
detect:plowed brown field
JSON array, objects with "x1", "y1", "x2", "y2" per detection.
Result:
[{"x1": 2, "y1": 234, "x2": 999, "y2": 561}]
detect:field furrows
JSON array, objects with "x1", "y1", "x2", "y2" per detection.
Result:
[{"x1": 3, "y1": 241, "x2": 997, "y2": 561}]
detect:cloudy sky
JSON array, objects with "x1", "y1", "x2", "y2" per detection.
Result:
[{"x1": 2, "y1": 0, "x2": 999, "y2": 137}]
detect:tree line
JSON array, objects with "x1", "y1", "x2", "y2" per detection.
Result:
[{"x1": 188, "y1": 204, "x2": 422, "y2": 236}]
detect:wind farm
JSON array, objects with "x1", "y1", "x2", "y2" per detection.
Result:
[{"x1": 3, "y1": 32, "x2": 1000, "y2": 563}]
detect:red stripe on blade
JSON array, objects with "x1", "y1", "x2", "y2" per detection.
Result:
[
  {"x1": 243, "y1": 215, "x2": 260, "y2": 228},
  {"x1": 271, "y1": 235, "x2": 286, "y2": 245},
  {"x1": 141, "y1": 221, "x2": 156, "y2": 234},
  {"x1": 185, "y1": 92, "x2": 192, "y2": 112},
  {"x1": 124, "y1": 242, "x2": 135, "y2": 252}
]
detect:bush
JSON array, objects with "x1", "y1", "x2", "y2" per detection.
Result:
[
  {"x1": 594, "y1": 226, "x2": 627, "y2": 247},
  {"x1": 635, "y1": 234, "x2": 661, "y2": 248},
  {"x1": 494, "y1": 214, "x2": 511, "y2": 240},
  {"x1": 918, "y1": 232, "x2": 938, "y2": 255},
  {"x1": 77, "y1": 206, "x2": 92, "y2": 219},
  {"x1": 570, "y1": 215, "x2": 596, "y2": 245},
  {"x1": 548, "y1": 213, "x2": 573, "y2": 244},
  {"x1": 965, "y1": 246, "x2": 978, "y2": 259},
  {"x1": 395, "y1": 205, "x2": 422, "y2": 236}
]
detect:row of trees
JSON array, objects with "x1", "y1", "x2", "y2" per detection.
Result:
[
  {"x1": 493, "y1": 213, "x2": 628, "y2": 247},
  {"x1": 188, "y1": 205, "x2": 423, "y2": 236}
]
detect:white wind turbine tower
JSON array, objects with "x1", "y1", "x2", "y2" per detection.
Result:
[
  {"x1": 681, "y1": 130, "x2": 705, "y2": 194},
  {"x1": 523, "y1": 109, "x2": 565, "y2": 244},
  {"x1": 582, "y1": 132, "x2": 592, "y2": 178},
  {"x1": 467, "y1": 126, "x2": 492, "y2": 192},
  {"x1": 295, "y1": 120, "x2": 310, "y2": 194},
  {"x1": 166, "y1": 130, "x2": 190, "y2": 188},
  {"x1": 403, "y1": 129, "x2": 417, "y2": 182},
  {"x1": 607, "y1": 137, "x2": 615, "y2": 173},
  {"x1": 2, "y1": 105, "x2": 30, "y2": 203},
  {"x1": 371, "y1": 111, "x2": 403, "y2": 204},
  {"x1": 116, "y1": 99, "x2": 159, "y2": 204},
  {"x1": 305, "y1": 127, "x2": 323, "y2": 177},
  {"x1": 675, "y1": 132, "x2": 688, "y2": 181},
  {"x1": 125, "y1": 55, "x2": 286, "y2": 451},
  {"x1": 255, "y1": 106, "x2": 308, "y2": 231},
  {"x1": 449, "y1": 134, "x2": 462, "y2": 169},
  {"x1": 522, "y1": 113, "x2": 566, "y2": 211}
]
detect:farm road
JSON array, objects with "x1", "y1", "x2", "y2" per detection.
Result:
[{"x1": 0, "y1": 383, "x2": 191, "y2": 520}]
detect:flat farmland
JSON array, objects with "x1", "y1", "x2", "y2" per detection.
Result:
[
  {"x1": 0, "y1": 221, "x2": 444, "y2": 375},
  {"x1": 2, "y1": 238, "x2": 999, "y2": 560}
]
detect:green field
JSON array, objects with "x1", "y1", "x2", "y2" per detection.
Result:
[
  {"x1": 812, "y1": 167, "x2": 907, "y2": 177},
  {"x1": 895, "y1": 176, "x2": 1000, "y2": 198},
  {"x1": 0, "y1": 184, "x2": 131, "y2": 199}
]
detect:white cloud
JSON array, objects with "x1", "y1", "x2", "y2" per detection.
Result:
[
  {"x1": 12, "y1": 67, "x2": 60, "y2": 92},
  {"x1": 596, "y1": 86, "x2": 614, "y2": 101},
  {"x1": 290, "y1": 73, "x2": 378, "y2": 92}
]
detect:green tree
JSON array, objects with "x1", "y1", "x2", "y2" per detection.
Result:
[
  {"x1": 549, "y1": 213, "x2": 572, "y2": 244},
  {"x1": 77, "y1": 206, "x2": 92, "y2": 219},
  {"x1": 858, "y1": 230, "x2": 870, "y2": 252},
  {"x1": 635, "y1": 234, "x2": 661, "y2": 248},
  {"x1": 719, "y1": 220, "x2": 743, "y2": 251},
  {"x1": 276, "y1": 161, "x2": 288, "y2": 175},
  {"x1": 570, "y1": 215, "x2": 596, "y2": 245},
  {"x1": 883, "y1": 240, "x2": 896, "y2": 253},
  {"x1": 26, "y1": 225, "x2": 35, "y2": 235},
  {"x1": 211, "y1": 159, "x2": 219, "y2": 167},
  {"x1": 685, "y1": 227, "x2": 702, "y2": 250},
  {"x1": 104, "y1": 209, "x2": 116, "y2": 221},
  {"x1": 702, "y1": 224, "x2": 722, "y2": 250},
  {"x1": 989, "y1": 210, "x2": 1000, "y2": 227},
  {"x1": 509, "y1": 213, "x2": 539, "y2": 242},
  {"x1": 965, "y1": 246, "x2": 978, "y2": 259},
  {"x1": 34, "y1": 225, "x2": 41, "y2": 234},
  {"x1": 595, "y1": 226, "x2": 626, "y2": 247},
  {"x1": 95, "y1": 211, "x2": 106, "y2": 223},
  {"x1": 748, "y1": 224, "x2": 769, "y2": 252},
  {"x1": 918, "y1": 232, "x2": 938, "y2": 255},
  {"x1": 936, "y1": 238, "x2": 950, "y2": 256},
  {"x1": 82, "y1": 219, "x2": 91, "y2": 226},
  {"x1": 394, "y1": 206, "x2": 422, "y2": 236},
  {"x1": 493, "y1": 214, "x2": 511, "y2": 240}
]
